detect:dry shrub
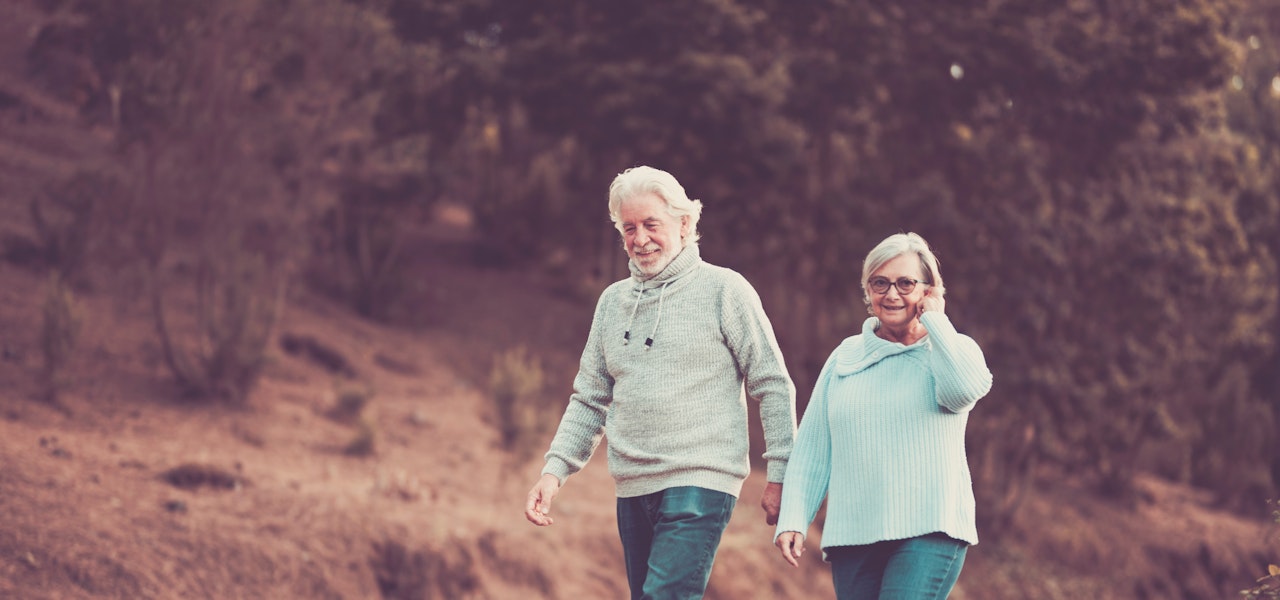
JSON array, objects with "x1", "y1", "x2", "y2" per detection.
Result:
[
  {"x1": 149, "y1": 246, "x2": 287, "y2": 403},
  {"x1": 372, "y1": 469, "x2": 424, "y2": 502},
  {"x1": 487, "y1": 345, "x2": 547, "y2": 453},
  {"x1": 343, "y1": 415, "x2": 378, "y2": 457},
  {"x1": 476, "y1": 532, "x2": 554, "y2": 596},
  {"x1": 323, "y1": 382, "x2": 377, "y2": 456},
  {"x1": 1242, "y1": 500, "x2": 1280, "y2": 599},
  {"x1": 326, "y1": 382, "x2": 374, "y2": 425},
  {"x1": 26, "y1": 171, "x2": 115, "y2": 403},
  {"x1": 370, "y1": 537, "x2": 478, "y2": 600},
  {"x1": 40, "y1": 273, "x2": 81, "y2": 402}
]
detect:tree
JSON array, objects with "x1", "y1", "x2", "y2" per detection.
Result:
[
  {"x1": 47, "y1": 0, "x2": 420, "y2": 400},
  {"x1": 376, "y1": 0, "x2": 1275, "y2": 518},
  {"x1": 1215, "y1": 0, "x2": 1280, "y2": 505}
]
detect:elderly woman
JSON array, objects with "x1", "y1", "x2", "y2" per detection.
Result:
[{"x1": 774, "y1": 232, "x2": 993, "y2": 599}]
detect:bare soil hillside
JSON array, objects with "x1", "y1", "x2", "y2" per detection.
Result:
[
  {"x1": 0, "y1": 228, "x2": 835, "y2": 599},
  {"x1": 0, "y1": 226, "x2": 1275, "y2": 599}
]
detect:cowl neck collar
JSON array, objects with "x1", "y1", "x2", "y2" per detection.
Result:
[
  {"x1": 628, "y1": 244, "x2": 701, "y2": 289},
  {"x1": 621, "y1": 245, "x2": 701, "y2": 349},
  {"x1": 832, "y1": 317, "x2": 928, "y2": 376}
]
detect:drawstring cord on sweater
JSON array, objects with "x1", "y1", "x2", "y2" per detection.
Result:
[
  {"x1": 622, "y1": 281, "x2": 670, "y2": 350},
  {"x1": 646, "y1": 282, "x2": 670, "y2": 349},
  {"x1": 623, "y1": 288, "x2": 643, "y2": 345}
]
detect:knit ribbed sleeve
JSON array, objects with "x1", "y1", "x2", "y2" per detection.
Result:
[
  {"x1": 720, "y1": 274, "x2": 797, "y2": 483},
  {"x1": 541, "y1": 289, "x2": 615, "y2": 485},
  {"x1": 920, "y1": 312, "x2": 993, "y2": 413}
]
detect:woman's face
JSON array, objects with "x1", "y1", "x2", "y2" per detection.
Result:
[{"x1": 867, "y1": 254, "x2": 928, "y2": 329}]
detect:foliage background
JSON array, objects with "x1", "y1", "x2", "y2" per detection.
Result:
[{"x1": 1, "y1": 0, "x2": 1277, "y2": 597}]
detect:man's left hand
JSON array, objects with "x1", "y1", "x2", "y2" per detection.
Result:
[{"x1": 761, "y1": 481, "x2": 782, "y2": 525}]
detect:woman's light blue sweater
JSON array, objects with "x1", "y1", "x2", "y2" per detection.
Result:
[{"x1": 775, "y1": 313, "x2": 993, "y2": 551}]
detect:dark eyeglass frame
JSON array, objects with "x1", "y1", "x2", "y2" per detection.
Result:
[{"x1": 868, "y1": 276, "x2": 927, "y2": 295}]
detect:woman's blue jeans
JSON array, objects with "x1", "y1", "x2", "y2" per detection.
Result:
[
  {"x1": 616, "y1": 486, "x2": 737, "y2": 600},
  {"x1": 827, "y1": 533, "x2": 968, "y2": 600}
]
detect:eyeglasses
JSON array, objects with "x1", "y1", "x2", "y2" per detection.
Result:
[{"x1": 868, "y1": 277, "x2": 926, "y2": 295}]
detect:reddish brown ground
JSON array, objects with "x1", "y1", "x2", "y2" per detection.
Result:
[{"x1": 0, "y1": 218, "x2": 1275, "y2": 599}]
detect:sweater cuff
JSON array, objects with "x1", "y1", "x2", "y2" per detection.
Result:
[
  {"x1": 773, "y1": 521, "x2": 806, "y2": 543},
  {"x1": 541, "y1": 457, "x2": 572, "y2": 485},
  {"x1": 766, "y1": 459, "x2": 788, "y2": 483}
]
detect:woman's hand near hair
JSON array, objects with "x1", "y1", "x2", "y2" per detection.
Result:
[
  {"x1": 919, "y1": 284, "x2": 946, "y2": 316},
  {"x1": 775, "y1": 531, "x2": 805, "y2": 567}
]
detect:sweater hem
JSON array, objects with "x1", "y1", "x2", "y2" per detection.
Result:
[
  {"x1": 819, "y1": 528, "x2": 979, "y2": 552},
  {"x1": 614, "y1": 470, "x2": 746, "y2": 499}
]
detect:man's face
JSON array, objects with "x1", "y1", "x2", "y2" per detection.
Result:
[{"x1": 618, "y1": 193, "x2": 688, "y2": 277}]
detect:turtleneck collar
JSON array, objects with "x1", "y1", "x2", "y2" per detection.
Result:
[
  {"x1": 831, "y1": 317, "x2": 929, "y2": 376},
  {"x1": 621, "y1": 244, "x2": 701, "y2": 350},
  {"x1": 628, "y1": 244, "x2": 702, "y2": 288}
]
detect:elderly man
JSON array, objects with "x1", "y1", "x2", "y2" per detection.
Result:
[{"x1": 524, "y1": 165, "x2": 797, "y2": 599}]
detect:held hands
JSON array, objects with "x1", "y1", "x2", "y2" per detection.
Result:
[
  {"x1": 767, "y1": 483, "x2": 803, "y2": 567},
  {"x1": 775, "y1": 531, "x2": 805, "y2": 567},
  {"x1": 524, "y1": 473, "x2": 561, "y2": 526},
  {"x1": 918, "y1": 284, "x2": 946, "y2": 317}
]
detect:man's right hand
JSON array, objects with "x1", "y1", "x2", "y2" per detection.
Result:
[{"x1": 524, "y1": 473, "x2": 561, "y2": 526}]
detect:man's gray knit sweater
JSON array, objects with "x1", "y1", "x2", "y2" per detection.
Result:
[{"x1": 542, "y1": 245, "x2": 797, "y2": 499}]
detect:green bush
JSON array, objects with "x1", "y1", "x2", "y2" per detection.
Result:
[
  {"x1": 327, "y1": 382, "x2": 375, "y2": 424},
  {"x1": 343, "y1": 415, "x2": 378, "y2": 457},
  {"x1": 335, "y1": 383, "x2": 378, "y2": 456},
  {"x1": 487, "y1": 345, "x2": 547, "y2": 453},
  {"x1": 39, "y1": 273, "x2": 82, "y2": 402},
  {"x1": 149, "y1": 245, "x2": 285, "y2": 403}
]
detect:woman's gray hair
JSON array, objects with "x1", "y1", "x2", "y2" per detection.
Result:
[
  {"x1": 861, "y1": 232, "x2": 945, "y2": 312},
  {"x1": 607, "y1": 166, "x2": 702, "y2": 247}
]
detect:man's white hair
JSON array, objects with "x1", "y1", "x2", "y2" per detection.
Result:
[{"x1": 607, "y1": 166, "x2": 702, "y2": 247}]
